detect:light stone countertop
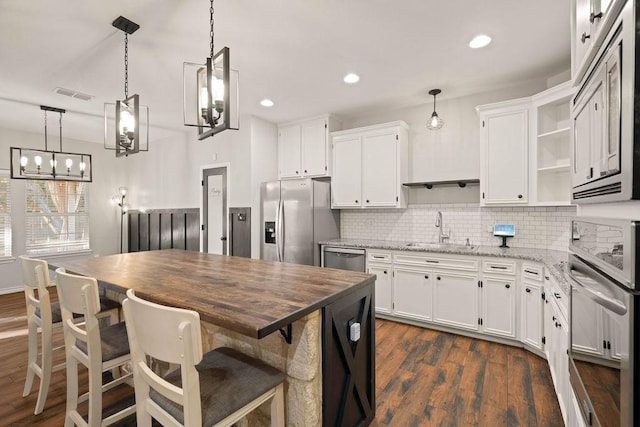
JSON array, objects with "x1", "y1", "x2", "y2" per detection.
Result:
[{"x1": 320, "y1": 238, "x2": 570, "y2": 296}]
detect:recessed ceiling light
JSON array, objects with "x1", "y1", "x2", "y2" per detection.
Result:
[
  {"x1": 469, "y1": 34, "x2": 492, "y2": 49},
  {"x1": 343, "y1": 73, "x2": 360, "y2": 84},
  {"x1": 260, "y1": 99, "x2": 274, "y2": 107}
]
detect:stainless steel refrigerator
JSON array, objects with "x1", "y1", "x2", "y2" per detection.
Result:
[{"x1": 261, "y1": 179, "x2": 340, "y2": 266}]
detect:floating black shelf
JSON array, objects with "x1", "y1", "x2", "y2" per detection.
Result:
[{"x1": 403, "y1": 179, "x2": 480, "y2": 189}]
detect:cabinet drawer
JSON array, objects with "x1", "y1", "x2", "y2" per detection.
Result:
[
  {"x1": 367, "y1": 251, "x2": 392, "y2": 263},
  {"x1": 394, "y1": 253, "x2": 479, "y2": 271},
  {"x1": 522, "y1": 263, "x2": 543, "y2": 282},
  {"x1": 482, "y1": 259, "x2": 517, "y2": 275}
]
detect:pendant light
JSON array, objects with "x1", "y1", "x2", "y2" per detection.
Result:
[
  {"x1": 426, "y1": 89, "x2": 444, "y2": 131},
  {"x1": 104, "y1": 16, "x2": 149, "y2": 157},
  {"x1": 9, "y1": 106, "x2": 92, "y2": 182},
  {"x1": 183, "y1": 0, "x2": 239, "y2": 140}
]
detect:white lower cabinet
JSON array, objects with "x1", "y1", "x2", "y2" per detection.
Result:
[
  {"x1": 432, "y1": 271, "x2": 479, "y2": 332},
  {"x1": 481, "y1": 277, "x2": 516, "y2": 339},
  {"x1": 544, "y1": 294, "x2": 569, "y2": 424},
  {"x1": 392, "y1": 267, "x2": 433, "y2": 322},
  {"x1": 368, "y1": 263, "x2": 392, "y2": 315},
  {"x1": 521, "y1": 281, "x2": 544, "y2": 351}
]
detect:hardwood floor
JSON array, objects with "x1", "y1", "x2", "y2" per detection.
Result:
[
  {"x1": 0, "y1": 291, "x2": 563, "y2": 426},
  {"x1": 371, "y1": 320, "x2": 564, "y2": 427}
]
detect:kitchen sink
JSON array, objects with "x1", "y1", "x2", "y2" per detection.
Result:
[{"x1": 405, "y1": 242, "x2": 477, "y2": 251}]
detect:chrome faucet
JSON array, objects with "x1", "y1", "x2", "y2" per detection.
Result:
[{"x1": 435, "y1": 211, "x2": 449, "y2": 243}]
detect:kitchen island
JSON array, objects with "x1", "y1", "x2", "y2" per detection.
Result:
[{"x1": 51, "y1": 249, "x2": 376, "y2": 426}]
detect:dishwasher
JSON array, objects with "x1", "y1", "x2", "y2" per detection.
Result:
[{"x1": 322, "y1": 247, "x2": 366, "y2": 272}]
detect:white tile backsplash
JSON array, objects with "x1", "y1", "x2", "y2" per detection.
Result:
[{"x1": 340, "y1": 203, "x2": 576, "y2": 252}]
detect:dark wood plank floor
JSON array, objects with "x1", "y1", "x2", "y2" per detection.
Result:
[
  {"x1": 0, "y1": 291, "x2": 563, "y2": 426},
  {"x1": 371, "y1": 320, "x2": 564, "y2": 427}
]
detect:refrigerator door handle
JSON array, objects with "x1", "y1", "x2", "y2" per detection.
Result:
[
  {"x1": 275, "y1": 198, "x2": 282, "y2": 262},
  {"x1": 278, "y1": 198, "x2": 285, "y2": 261}
]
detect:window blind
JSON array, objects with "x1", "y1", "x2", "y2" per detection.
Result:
[
  {"x1": 25, "y1": 180, "x2": 90, "y2": 255},
  {"x1": 0, "y1": 171, "x2": 11, "y2": 258}
]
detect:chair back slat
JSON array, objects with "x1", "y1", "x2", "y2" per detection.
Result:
[{"x1": 122, "y1": 289, "x2": 203, "y2": 364}]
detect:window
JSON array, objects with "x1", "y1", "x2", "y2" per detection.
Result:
[
  {"x1": 0, "y1": 171, "x2": 11, "y2": 259},
  {"x1": 25, "y1": 181, "x2": 89, "y2": 255}
]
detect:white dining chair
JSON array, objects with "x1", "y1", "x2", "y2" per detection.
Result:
[
  {"x1": 19, "y1": 256, "x2": 122, "y2": 416},
  {"x1": 122, "y1": 289, "x2": 286, "y2": 427},
  {"x1": 20, "y1": 256, "x2": 65, "y2": 415},
  {"x1": 55, "y1": 267, "x2": 135, "y2": 427}
]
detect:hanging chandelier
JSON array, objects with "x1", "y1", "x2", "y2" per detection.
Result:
[
  {"x1": 183, "y1": 0, "x2": 239, "y2": 140},
  {"x1": 426, "y1": 89, "x2": 444, "y2": 131},
  {"x1": 104, "y1": 16, "x2": 149, "y2": 157},
  {"x1": 9, "y1": 106, "x2": 92, "y2": 182}
]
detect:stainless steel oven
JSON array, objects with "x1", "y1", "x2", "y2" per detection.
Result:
[
  {"x1": 571, "y1": 1, "x2": 640, "y2": 203},
  {"x1": 566, "y1": 218, "x2": 640, "y2": 426}
]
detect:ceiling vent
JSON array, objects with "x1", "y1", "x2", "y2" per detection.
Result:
[{"x1": 54, "y1": 87, "x2": 93, "y2": 101}]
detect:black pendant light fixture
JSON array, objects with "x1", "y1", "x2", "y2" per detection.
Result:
[
  {"x1": 426, "y1": 88, "x2": 444, "y2": 131},
  {"x1": 9, "y1": 106, "x2": 92, "y2": 182},
  {"x1": 104, "y1": 16, "x2": 149, "y2": 157},
  {"x1": 183, "y1": 0, "x2": 239, "y2": 140}
]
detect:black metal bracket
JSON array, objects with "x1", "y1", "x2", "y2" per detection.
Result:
[
  {"x1": 112, "y1": 16, "x2": 140, "y2": 34},
  {"x1": 279, "y1": 324, "x2": 292, "y2": 344}
]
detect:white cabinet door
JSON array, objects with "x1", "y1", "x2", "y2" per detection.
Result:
[
  {"x1": 521, "y1": 282, "x2": 543, "y2": 350},
  {"x1": 572, "y1": 92, "x2": 593, "y2": 186},
  {"x1": 432, "y1": 271, "x2": 479, "y2": 331},
  {"x1": 362, "y1": 130, "x2": 397, "y2": 207},
  {"x1": 393, "y1": 267, "x2": 432, "y2": 322},
  {"x1": 482, "y1": 109, "x2": 528, "y2": 204},
  {"x1": 482, "y1": 277, "x2": 516, "y2": 339},
  {"x1": 278, "y1": 124, "x2": 301, "y2": 179},
  {"x1": 574, "y1": 0, "x2": 593, "y2": 72},
  {"x1": 301, "y1": 119, "x2": 327, "y2": 177},
  {"x1": 554, "y1": 313, "x2": 570, "y2": 424},
  {"x1": 332, "y1": 136, "x2": 362, "y2": 208},
  {"x1": 571, "y1": 289, "x2": 605, "y2": 357},
  {"x1": 368, "y1": 263, "x2": 392, "y2": 315}
]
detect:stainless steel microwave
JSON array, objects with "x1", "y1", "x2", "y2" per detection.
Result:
[{"x1": 571, "y1": 2, "x2": 640, "y2": 203}]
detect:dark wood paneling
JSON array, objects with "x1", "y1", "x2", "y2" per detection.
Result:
[
  {"x1": 172, "y1": 214, "x2": 186, "y2": 249},
  {"x1": 51, "y1": 250, "x2": 376, "y2": 339},
  {"x1": 128, "y1": 214, "x2": 139, "y2": 252},
  {"x1": 185, "y1": 212, "x2": 200, "y2": 251},
  {"x1": 138, "y1": 214, "x2": 149, "y2": 251},
  {"x1": 160, "y1": 214, "x2": 173, "y2": 249},
  {"x1": 149, "y1": 213, "x2": 160, "y2": 250},
  {"x1": 127, "y1": 209, "x2": 200, "y2": 253}
]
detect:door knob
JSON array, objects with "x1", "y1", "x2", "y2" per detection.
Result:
[
  {"x1": 505, "y1": 284, "x2": 511, "y2": 289},
  {"x1": 526, "y1": 288, "x2": 531, "y2": 293},
  {"x1": 517, "y1": 194, "x2": 523, "y2": 199}
]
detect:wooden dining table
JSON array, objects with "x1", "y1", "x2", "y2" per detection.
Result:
[{"x1": 50, "y1": 249, "x2": 376, "y2": 426}]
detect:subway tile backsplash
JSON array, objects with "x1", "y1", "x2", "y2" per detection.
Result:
[{"x1": 340, "y1": 204, "x2": 576, "y2": 252}]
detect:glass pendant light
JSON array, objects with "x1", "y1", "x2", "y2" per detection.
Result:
[
  {"x1": 426, "y1": 89, "x2": 444, "y2": 131},
  {"x1": 183, "y1": 0, "x2": 239, "y2": 140},
  {"x1": 104, "y1": 16, "x2": 149, "y2": 157}
]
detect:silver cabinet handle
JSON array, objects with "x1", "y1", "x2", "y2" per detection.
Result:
[{"x1": 581, "y1": 32, "x2": 591, "y2": 43}]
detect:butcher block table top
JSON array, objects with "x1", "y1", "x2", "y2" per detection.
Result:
[{"x1": 50, "y1": 249, "x2": 375, "y2": 339}]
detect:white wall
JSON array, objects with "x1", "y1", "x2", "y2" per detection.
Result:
[{"x1": 0, "y1": 127, "x2": 127, "y2": 293}]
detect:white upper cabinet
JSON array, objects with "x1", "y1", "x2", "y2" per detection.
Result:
[
  {"x1": 332, "y1": 136, "x2": 362, "y2": 207},
  {"x1": 572, "y1": 0, "x2": 619, "y2": 81},
  {"x1": 277, "y1": 115, "x2": 342, "y2": 179},
  {"x1": 477, "y1": 82, "x2": 575, "y2": 206},
  {"x1": 477, "y1": 98, "x2": 530, "y2": 205},
  {"x1": 331, "y1": 121, "x2": 408, "y2": 209}
]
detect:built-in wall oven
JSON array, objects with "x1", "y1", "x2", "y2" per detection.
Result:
[
  {"x1": 566, "y1": 218, "x2": 640, "y2": 426},
  {"x1": 571, "y1": 1, "x2": 640, "y2": 203}
]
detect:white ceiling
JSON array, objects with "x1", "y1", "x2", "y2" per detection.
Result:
[{"x1": 0, "y1": 0, "x2": 571, "y2": 144}]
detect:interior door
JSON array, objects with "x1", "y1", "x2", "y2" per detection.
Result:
[{"x1": 202, "y1": 167, "x2": 227, "y2": 255}]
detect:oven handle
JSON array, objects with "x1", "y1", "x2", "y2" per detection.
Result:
[{"x1": 564, "y1": 269, "x2": 627, "y2": 315}]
